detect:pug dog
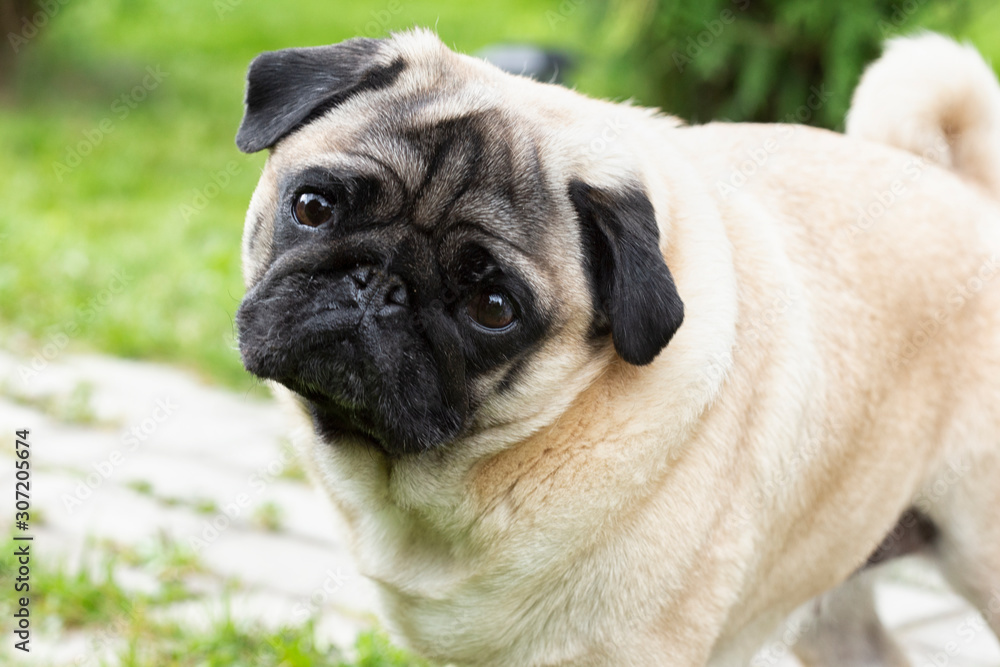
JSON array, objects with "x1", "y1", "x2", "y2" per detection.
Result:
[{"x1": 234, "y1": 30, "x2": 1000, "y2": 666}]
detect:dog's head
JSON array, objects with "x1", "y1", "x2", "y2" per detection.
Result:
[{"x1": 235, "y1": 30, "x2": 684, "y2": 456}]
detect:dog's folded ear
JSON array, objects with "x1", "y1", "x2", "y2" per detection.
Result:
[
  {"x1": 570, "y1": 180, "x2": 684, "y2": 365},
  {"x1": 236, "y1": 38, "x2": 404, "y2": 153}
]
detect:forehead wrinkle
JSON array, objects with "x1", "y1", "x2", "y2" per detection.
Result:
[
  {"x1": 411, "y1": 111, "x2": 530, "y2": 232},
  {"x1": 401, "y1": 116, "x2": 481, "y2": 209},
  {"x1": 437, "y1": 220, "x2": 530, "y2": 258},
  {"x1": 446, "y1": 192, "x2": 521, "y2": 240},
  {"x1": 514, "y1": 138, "x2": 549, "y2": 211},
  {"x1": 344, "y1": 150, "x2": 407, "y2": 192},
  {"x1": 345, "y1": 102, "x2": 553, "y2": 258},
  {"x1": 356, "y1": 132, "x2": 429, "y2": 195},
  {"x1": 412, "y1": 130, "x2": 484, "y2": 227}
]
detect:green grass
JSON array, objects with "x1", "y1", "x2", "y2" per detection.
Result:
[
  {"x1": 251, "y1": 500, "x2": 285, "y2": 532},
  {"x1": 126, "y1": 479, "x2": 155, "y2": 496},
  {"x1": 0, "y1": 537, "x2": 430, "y2": 666},
  {"x1": 0, "y1": 0, "x2": 599, "y2": 388},
  {"x1": 30, "y1": 553, "x2": 140, "y2": 630},
  {"x1": 117, "y1": 620, "x2": 432, "y2": 667},
  {"x1": 192, "y1": 497, "x2": 220, "y2": 515},
  {"x1": 0, "y1": 379, "x2": 110, "y2": 426}
]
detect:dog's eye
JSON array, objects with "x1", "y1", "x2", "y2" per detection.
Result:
[
  {"x1": 293, "y1": 192, "x2": 334, "y2": 227},
  {"x1": 467, "y1": 290, "x2": 516, "y2": 330}
]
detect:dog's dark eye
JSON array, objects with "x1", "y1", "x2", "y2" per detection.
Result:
[
  {"x1": 293, "y1": 192, "x2": 334, "y2": 227},
  {"x1": 467, "y1": 290, "x2": 516, "y2": 330}
]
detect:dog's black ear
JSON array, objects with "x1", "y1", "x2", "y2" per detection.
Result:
[
  {"x1": 570, "y1": 180, "x2": 684, "y2": 365},
  {"x1": 236, "y1": 38, "x2": 404, "y2": 153}
]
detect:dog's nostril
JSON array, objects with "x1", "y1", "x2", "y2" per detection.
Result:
[
  {"x1": 348, "y1": 265, "x2": 375, "y2": 289},
  {"x1": 386, "y1": 283, "x2": 409, "y2": 307},
  {"x1": 343, "y1": 266, "x2": 410, "y2": 310}
]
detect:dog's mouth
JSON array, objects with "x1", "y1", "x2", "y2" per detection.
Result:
[
  {"x1": 311, "y1": 401, "x2": 382, "y2": 445},
  {"x1": 287, "y1": 383, "x2": 385, "y2": 449},
  {"x1": 238, "y1": 277, "x2": 469, "y2": 456}
]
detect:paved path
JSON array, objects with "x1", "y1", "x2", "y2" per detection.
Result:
[
  {"x1": 0, "y1": 351, "x2": 377, "y2": 664},
  {"x1": 0, "y1": 350, "x2": 997, "y2": 665}
]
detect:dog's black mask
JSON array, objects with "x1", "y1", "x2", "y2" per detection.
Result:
[
  {"x1": 236, "y1": 240, "x2": 472, "y2": 455},
  {"x1": 234, "y1": 39, "x2": 684, "y2": 456}
]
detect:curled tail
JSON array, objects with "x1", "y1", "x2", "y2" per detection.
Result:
[{"x1": 847, "y1": 32, "x2": 1000, "y2": 199}]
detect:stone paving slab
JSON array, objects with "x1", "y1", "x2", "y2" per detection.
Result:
[
  {"x1": 1, "y1": 349, "x2": 998, "y2": 665},
  {"x1": 879, "y1": 569, "x2": 1000, "y2": 666},
  {"x1": 0, "y1": 350, "x2": 377, "y2": 665}
]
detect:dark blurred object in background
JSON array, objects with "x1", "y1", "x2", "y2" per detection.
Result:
[
  {"x1": 592, "y1": 0, "x2": 984, "y2": 129},
  {"x1": 1, "y1": 0, "x2": 40, "y2": 93},
  {"x1": 476, "y1": 44, "x2": 574, "y2": 84}
]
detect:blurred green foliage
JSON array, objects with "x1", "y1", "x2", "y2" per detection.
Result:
[
  {"x1": 0, "y1": 0, "x2": 594, "y2": 388},
  {"x1": 1, "y1": 0, "x2": 999, "y2": 389},
  {"x1": 585, "y1": 0, "x2": 1000, "y2": 128}
]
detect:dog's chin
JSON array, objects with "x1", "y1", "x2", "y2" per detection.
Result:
[
  {"x1": 308, "y1": 398, "x2": 385, "y2": 450},
  {"x1": 285, "y1": 381, "x2": 451, "y2": 456},
  {"x1": 284, "y1": 384, "x2": 386, "y2": 451}
]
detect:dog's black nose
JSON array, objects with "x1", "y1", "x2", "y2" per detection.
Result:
[
  {"x1": 347, "y1": 265, "x2": 409, "y2": 313},
  {"x1": 236, "y1": 256, "x2": 465, "y2": 455}
]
